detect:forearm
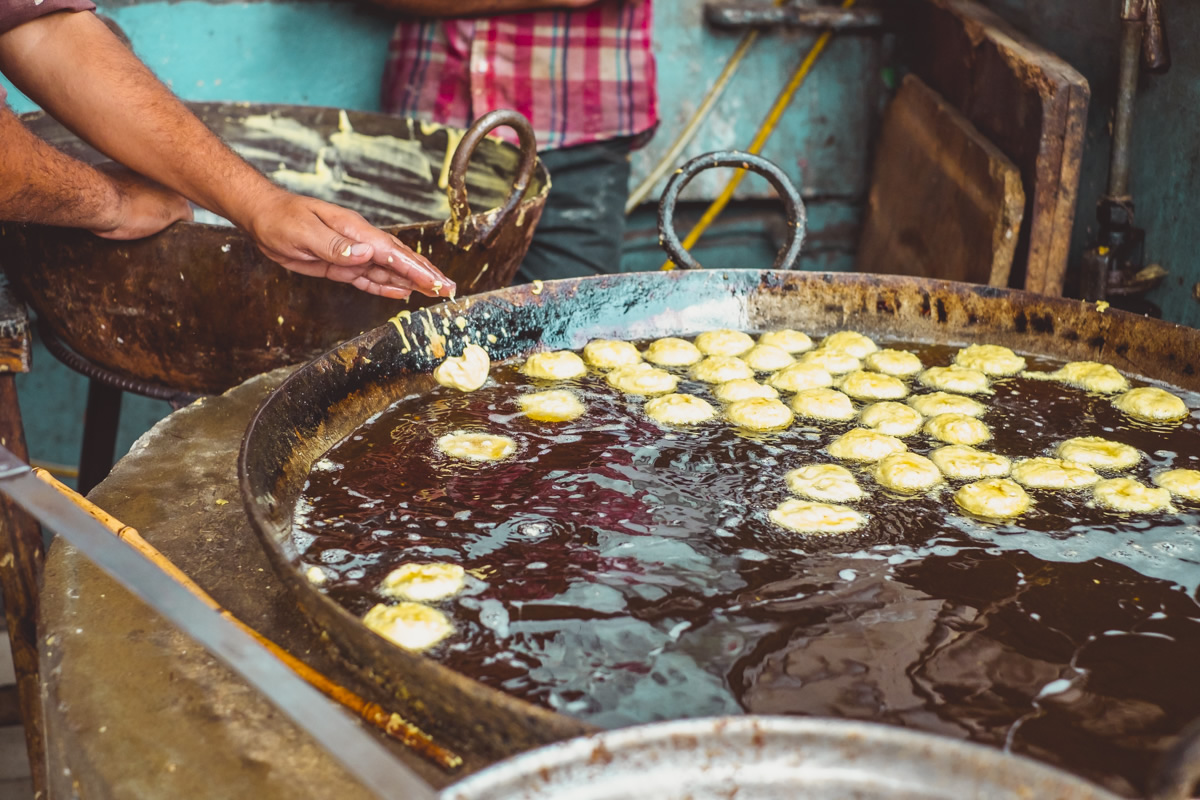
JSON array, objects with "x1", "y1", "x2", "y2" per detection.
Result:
[{"x1": 370, "y1": 0, "x2": 597, "y2": 15}]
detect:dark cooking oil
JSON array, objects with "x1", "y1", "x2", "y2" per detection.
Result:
[{"x1": 294, "y1": 340, "x2": 1200, "y2": 797}]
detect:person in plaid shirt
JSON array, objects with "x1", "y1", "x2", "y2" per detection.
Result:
[{"x1": 374, "y1": 0, "x2": 658, "y2": 282}]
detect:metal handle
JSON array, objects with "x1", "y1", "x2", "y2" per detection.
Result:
[
  {"x1": 657, "y1": 150, "x2": 807, "y2": 270},
  {"x1": 1146, "y1": 717, "x2": 1200, "y2": 800},
  {"x1": 446, "y1": 109, "x2": 539, "y2": 247}
]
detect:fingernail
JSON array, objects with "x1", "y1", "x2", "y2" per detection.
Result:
[{"x1": 351, "y1": 243, "x2": 371, "y2": 257}]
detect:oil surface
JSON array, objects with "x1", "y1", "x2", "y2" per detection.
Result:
[{"x1": 294, "y1": 340, "x2": 1200, "y2": 797}]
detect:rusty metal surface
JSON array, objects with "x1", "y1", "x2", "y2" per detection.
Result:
[{"x1": 0, "y1": 276, "x2": 30, "y2": 374}]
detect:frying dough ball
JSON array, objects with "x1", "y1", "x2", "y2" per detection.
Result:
[
  {"x1": 607, "y1": 363, "x2": 679, "y2": 395},
  {"x1": 799, "y1": 348, "x2": 862, "y2": 375},
  {"x1": 1154, "y1": 469, "x2": 1200, "y2": 502},
  {"x1": 1055, "y1": 436, "x2": 1141, "y2": 471},
  {"x1": 521, "y1": 350, "x2": 587, "y2": 381},
  {"x1": 714, "y1": 379, "x2": 779, "y2": 403},
  {"x1": 827, "y1": 428, "x2": 907, "y2": 462},
  {"x1": 363, "y1": 602, "x2": 453, "y2": 652},
  {"x1": 907, "y1": 392, "x2": 988, "y2": 418},
  {"x1": 1112, "y1": 386, "x2": 1189, "y2": 422},
  {"x1": 768, "y1": 363, "x2": 835, "y2": 393},
  {"x1": 742, "y1": 344, "x2": 795, "y2": 372},
  {"x1": 838, "y1": 370, "x2": 909, "y2": 402},
  {"x1": 874, "y1": 452, "x2": 943, "y2": 493},
  {"x1": 758, "y1": 329, "x2": 814, "y2": 354},
  {"x1": 924, "y1": 413, "x2": 991, "y2": 446},
  {"x1": 690, "y1": 356, "x2": 754, "y2": 384},
  {"x1": 819, "y1": 330, "x2": 878, "y2": 358},
  {"x1": 954, "y1": 344, "x2": 1026, "y2": 377},
  {"x1": 726, "y1": 397, "x2": 794, "y2": 431},
  {"x1": 918, "y1": 366, "x2": 990, "y2": 395},
  {"x1": 694, "y1": 329, "x2": 755, "y2": 357},
  {"x1": 644, "y1": 337, "x2": 703, "y2": 367},
  {"x1": 930, "y1": 445, "x2": 1011, "y2": 480},
  {"x1": 305, "y1": 565, "x2": 328, "y2": 586},
  {"x1": 954, "y1": 478, "x2": 1031, "y2": 518},
  {"x1": 859, "y1": 402, "x2": 924, "y2": 437},
  {"x1": 645, "y1": 393, "x2": 717, "y2": 425},
  {"x1": 583, "y1": 339, "x2": 642, "y2": 369},
  {"x1": 864, "y1": 349, "x2": 923, "y2": 377},
  {"x1": 1093, "y1": 478, "x2": 1172, "y2": 513},
  {"x1": 434, "y1": 343, "x2": 491, "y2": 392},
  {"x1": 790, "y1": 388, "x2": 856, "y2": 422},
  {"x1": 518, "y1": 389, "x2": 586, "y2": 422},
  {"x1": 380, "y1": 563, "x2": 466, "y2": 602},
  {"x1": 784, "y1": 464, "x2": 865, "y2": 503},
  {"x1": 768, "y1": 499, "x2": 867, "y2": 535},
  {"x1": 437, "y1": 431, "x2": 517, "y2": 461},
  {"x1": 1045, "y1": 362, "x2": 1129, "y2": 394},
  {"x1": 1010, "y1": 457, "x2": 1100, "y2": 490}
]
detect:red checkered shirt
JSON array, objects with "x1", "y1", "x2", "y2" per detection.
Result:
[{"x1": 381, "y1": 1, "x2": 657, "y2": 151}]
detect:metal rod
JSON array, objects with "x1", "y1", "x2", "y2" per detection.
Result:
[{"x1": 1108, "y1": 19, "x2": 1144, "y2": 200}]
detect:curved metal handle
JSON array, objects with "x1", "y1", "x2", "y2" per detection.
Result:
[
  {"x1": 1146, "y1": 717, "x2": 1200, "y2": 800},
  {"x1": 446, "y1": 109, "x2": 539, "y2": 247},
  {"x1": 657, "y1": 150, "x2": 807, "y2": 270}
]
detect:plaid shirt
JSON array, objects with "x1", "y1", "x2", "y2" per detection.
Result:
[{"x1": 381, "y1": 2, "x2": 657, "y2": 151}]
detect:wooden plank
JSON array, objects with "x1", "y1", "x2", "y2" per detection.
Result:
[{"x1": 856, "y1": 74, "x2": 1024, "y2": 287}]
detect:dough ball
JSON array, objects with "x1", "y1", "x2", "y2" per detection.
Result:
[
  {"x1": 694, "y1": 329, "x2": 755, "y2": 357},
  {"x1": 1113, "y1": 386, "x2": 1189, "y2": 422},
  {"x1": 726, "y1": 397, "x2": 794, "y2": 431},
  {"x1": 434, "y1": 343, "x2": 491, "y2": 392},
  {"x1": 907, "y1": 391, "x2": 987, "y2": 418},
  {"x1": 798, "y1": 348, "x2": 862, "y2": 375},
  {"x1": 363, "y1": 602, "x2": 453, "y2": 651},
  {"x1": 768, "y1": 499, "x2": 867, "y2": 535},
  {"x1": 827, "y1": 428, "x2": 907, "y2": 462},
  {"x1": 742, "y1": 344, "x2": 795, "y2": 372},
  {"x1": 784, "y1": 464, "x2": 865, "y2": 503},
  {"x1": 859, "y1": 402, "x2": 924, "y2": 437},
  {"x1": 1055, "y1": 436, "x2": 1141, "y2": 471},
  {"x1": 924, "y1": 413, "x2": 992, "y2": 446},
  {"x1": 583, "y1": 339, "x2": 642, "y2": 369},
  {"x1": 918, "y1": 366, "x2": 990, "y2": 395},
  {"x1": 644, "y1": 337, "x2": 703, "y2": 367},
  {"x1": 437, "y1": 431, "x2": 517, "y2": 461},
  {"x1": 790, "y1": 388, "x2": 856, "y2": 422},
  {"x1": 757, "y1": 329, "x2": 813, "y2": 354},
  {"x1": 645, "y1": 393, "x2": 717, "y2": 425},
  {"x1": 864, "y1": 349, "x2": 923, "y2": 377},
  {"x1": 930, "y1": 445, "x2": 1011, "y2": 480},
  {"x1": 380, "y1": 563, "x2": 466, "y2": 602},
  {"x1": 768, "y1": 363, "x2": 835, "y2": 393},
  {"x1": 838, "y1": 370, "x2": 909, "y2": 402},
  {"x1": 953, "y1": 478, "x2": 1031, "y2": 518},
  {"x1": 305, "y1": 565, "x2": 329, "y2": 586},
  {"x1": 518, "y1": 389, "x2": 586, "y2": 422},
  {"x1": 819, "y1": 330, "x2": 878, "y2": 358},
  {"x1": 607, "y1": 363, "x2": 679, "y2": 395},
  {"x1": 1093, "y1": 478, "x2": 1172, "y2": 513},
  {"x1": 521, "y1": 350, "x2": 587, "y2": 380},
  {"x1": 1154, "y1": 469, "x2": 1200, "y2": 502},
  {"x1": 690, "y1": 356, "x2": 754, "y2": 384},
  {"x1": 874, "y1": 452, "x2": 942, "y2": 493},
  {"x1": 714, "y1": 379, "x2": 779, "y2": 403},
  {"x1": 1010, "y1": 457, "x2": 1100, "y2": 490},
  {"x1": 1048, "y1": 362, "x2": 1129, "y2": 394},
  {"x1": 954, "y1": 344, "x2": 1026, "y2": 376}
]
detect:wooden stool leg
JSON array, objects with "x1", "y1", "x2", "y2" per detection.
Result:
[
  {"x1": 77, "y1": 379, "x2": 123, "y2": 496},
  {"x1": 0, "y1": 374, "x2": 48, "y2": 797}
]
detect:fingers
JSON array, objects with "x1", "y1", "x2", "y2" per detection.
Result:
[{"x1": 315, "y1": 205, "x2": 455, "y2": 298}]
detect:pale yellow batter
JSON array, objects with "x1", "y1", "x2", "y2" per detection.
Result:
[
  {"x1": 690, "y1": 356, "x2": 754, "y2": 384},
  {"x1": 1153, "y1": 469, "x2": 1200, "y2": 502},
  {"x1": 859, "y1": 401, "x2": 924, "y2": 437},
  {"x1": 837, "y1": 370, "x2": 909, "y2": 402},
  {"x1": 742, "y1": 344, "x2": 795, "y2": 373},
  {"x1": 863, "y1": 349, "x2": 924, "y2": 377},
  {"x1": 783, "y1": 463, "x2": 865, "y2": 503},
  {"x1": 583, "y1": 339, "x2": 642, "y2": 369},
  {"x1": 874, "y1": 452, "x2": 943, "y2": 493},
  {"x1": 819, "y1": 330, "x2": 878, "y2": 358},
  {"x1": 827, "y1": 428, "x2": 907, "y2": 462},
  {"x1": 1112, "y1": 386, "x2": 1190, "y2": 422},
  {"x1": 518, "y1": 389, "x2": 587, "y2": 422},
  {"x1": 363, "y1": 602, "x2": 454, "y2": 651},
  {"x1": 923, "y1": 413, "x2": 992, "y2": 446},
  {"x1": 1010, "y1": 457, "x2": 1100, "y2": 490},
  {"x1": 954, "y1": 478, "x2": 1031, "y2": 518},
  {"x1": 768, "y1": 363, "x2": 835, "y2": 393},
  {"x1": 433, "y1": 343, "x2": 491, "y2": 392},
  {"x1": 644, "y1": 337, "x2": 703, "y2": 367},
  {"x1": 758, "y1": 329, "x2": 814, "y2": 354},
  {"x1": 789, "y1": 388, "x2": 857, "y2": 422},
  {"x1": 954, "y1": 344, "x2": 1027, "y2": 377},
  {"x1": 379, "y1": 563, "x2": 466, "y2": 602},
  {"x1": 1055, "y1": 436, "x2": 1142, "y2": 471},
  {"x1": 768, "y1": 498, "x2": 867, "y2": 534},
  {"x1": 918, "y1": 365, "x2": 990, "y2": 395},
  {"x1": 1093, "y1": 478, "x2": 1172, "y2": 513},
  {"x1": 713, "y1": 379, "x2": 779, "y2": 403},
  {"x1": 929, "y1": 445, "x2": 1011, "y2": 480},
  {"x1": 607, "y1": 363, "x2": 679, "y2": 395},
  {"x1": 725, "y1": 397, "x2": 794, "y2": 431},
  {"x1": 644, "y1": 393, "x2": 717, "y2": 425},
  {"x1": 798, "y1": 348, "x2": 862, "y2": 375},
  {"x1": 1026, "y1": 361, "x2": 1129, "y2": 394},
  {"x1": 694, "y1": 329, "x2": 755, "y2": 357},
  {"x1": 521, "y1": 350, "x2": 587, "y2": 380},
  {"x1": 907, "y1": 392, "x2": 988, "y2": 418},
  {"x1": 436, "y1": 431, "x2": 517, "y2": 461}
]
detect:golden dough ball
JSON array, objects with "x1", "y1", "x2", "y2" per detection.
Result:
[
  {"x1": 874, "y1": 452, "x2": 943, "y2": 493},
  {"x1": 954, "y1": 344, "x2": 1027, "y2": 376},
  {"x1": 521, "y1": 350, "x2": 587, "y2": 380},
  {"x1": 784, "y1": 464, "x2": 865, "y2": 503},
  {"x1": 907, "y1": 392, "x2": 987, "y2": 418},
  {"x1": 363, "y1": 602, "x2": 453, "y2": 651},
  {"x1": 433, "y1": 343, "x2": 491, "y2": 392},
  {"x1": 690, "y1": 355, "x2": 754, "y2": 384},
  {"x1": 437, "y1": 431, "x2": 517, "y2": 461},
  {"x1": 726, "y1": 397, "x2": 794, "y2": 431},
  {"x1": 838, "y1": 370, "x2": 909, "y2": 402},
  {"x1": 1154, "y1": 469, "x2": 1200, "y2": 502},
  {"x1": 790, "y1": 388, "x2": 857, "y2": 422},
  {"x1": 924, "y1": 413, "x2": 992, "y2": 446},
  {"x1": 1112, "y1": 386, "x2": 1189, "y2": 422},
  {"x1": 379, "y1": 563, "x2": 466, "y2": 602},
  {"x1": 768, "y1": 363, "x2": 835, "y2": 393},
  {"x1": 644, "y1": 337, "x2": 703, "y2": 367},
  {"x1": 859, "y1": 401, "x2": 924, "y2": 437},
  {"x1": 742, "y1": 344, "x2": 796, "y2": 372},
  {"x1": 694, "y1": 329, "x2": 755, "y2": 357},
  {"x1": 1051, "y1": 362, "x2": 1129, "y2": 394},
  {"x1": 714, "y1": 379, "x2": 779, "y2": 403},
  {"x1": 583, "y1": 339, "x2": 642, "y2": 369},
  {"x1": 518, "y1": 389, "x2": 587, "y2": 422},
  {"x1": 1093, "y1": 478, "x2": 1172, "y2": 513},
  {"x1": 864, "y1": 349, "x2": 923, "y2": 377},
  {"x1": 644, "y1": 393, "x2": 717, "y2": 425},
  {"x1": 954, "y1": 478, "x2": 1031, "y2": 518},
  {"x1": 819, "y1": 330, "x2": 878, "y2": 358},
  {"x1": 1055, "y1": 436, "x2": 1142, "y2": 471},
  {"x1": 918, "y1": 365, "x2": 990, "y2": 395},
  {"x1": 768, "y1": 498, "x2": 868, "y2": 535},
  {"x1": 758, "y1": 329, "x2": 814, "y2": 354},
  {"x1": 607, "y1": 363, "x2": 679, "y2": 395},
  {"x1": 930, "y1": 445, "x2": 1011, "y2": 480},
  {"x1": 798, "y1": 348, "x2": 862, "y2": 375},
  {"x1": 827, "y1": 428, "x2": 907, "y2": 462},
  {"x1": 1010, "y1": 457, "x2": 1099, "y2": 490}
]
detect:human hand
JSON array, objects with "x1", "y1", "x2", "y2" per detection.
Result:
[{"x1": 90, "y1": 163, "x2": 193, "y2": 240}]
